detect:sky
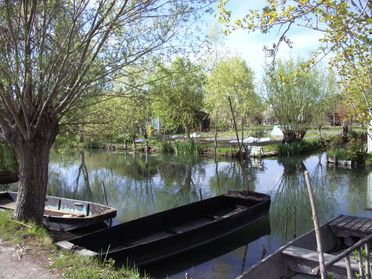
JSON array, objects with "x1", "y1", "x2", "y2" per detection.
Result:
[{"x1": 209, "y1": 1, "x2": 325, "y2": 78}]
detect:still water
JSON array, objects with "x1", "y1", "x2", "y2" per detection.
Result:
[{"x1": 6, "y1": 150, "x2": 372, "y2": 278}]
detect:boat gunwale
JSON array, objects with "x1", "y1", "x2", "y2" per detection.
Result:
[
  {"x1": 235, "y1": 215, "x2": 342, "y2": 279},
  {"x1": 0, "y1": 191, "x2": 117, "y2": 221},
  {"x1": 61, "y1": 191, "x2": 270, "y2": 266},
  {"x1": 109, "y1": 197, "x2": 268, "y2": 252}
]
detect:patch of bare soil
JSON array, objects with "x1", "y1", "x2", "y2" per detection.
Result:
[{"x1": 0, "y1": 239, "x2": 59, "y2": 279}]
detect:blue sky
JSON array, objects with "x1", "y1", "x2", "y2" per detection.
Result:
[{"x1": 210, "y1": 1, "x2": 324, "y2": 78}]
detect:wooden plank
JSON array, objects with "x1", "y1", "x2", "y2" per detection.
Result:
[
  {"x1": 350, "y1": 217, "x2": 370, "y2": 231},
  {"x1": 333, "y1": 216, "x2": 357, "y2": 230},
  {"x1": 328, "y1": 215, "x2": 349, "y2": 227},
  {"x1": 128, "y1": 231, "x2": 175, "y2": 246},
  {"x1": 356, "y1": 220, "x2": 372, "y2": 235},
  {"x1": 169, "y1": 217, "x2": 213, "y2": 234},
  {"x1": 343, "y1": 217, "x2": 366, "y2": 230}
]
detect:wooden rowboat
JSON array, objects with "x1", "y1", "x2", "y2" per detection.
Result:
[
  {"x1": 57, "y1": 190, "x2": 270, "y2": 267},
  {"x1": 0, "y1": 191, "x2": 117, "y2": 232},
  {"x1": 0, "y1": 171, "x2": 19, "y2": 184},
  {"x1": 238, "y1": 215, "x2": 372, "y2": 279}
]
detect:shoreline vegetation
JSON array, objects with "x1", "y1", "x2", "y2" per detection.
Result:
[
  {"x1": 53, "y1": 126, "x2": 371, "y2": 165},
  {"x1": 0, "y1": 211, "x2": 145, "y2": 279}
]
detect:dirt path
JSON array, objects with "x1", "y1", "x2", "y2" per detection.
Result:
[{"x1": 0, "y1": 239, "x2": 59, "y2": 279}]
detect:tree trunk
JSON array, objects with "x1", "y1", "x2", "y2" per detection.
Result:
[
  {"x1": 228, "y1": 96, "x2": 243, "y2": 160},
  {"x1": 368, "y1": 122, "x2": 372, "y2": 153},
  {"x1": 214, "y1": 120, "x2": 218, "y2": 162},
  {"x1": 341, "y1": 123, "x2": 348, "y2": 142},
  {"x1": 10, "y1": 121, "x2": 58, "y2": 224},
  {"x1": 13, "y1": 142, "x2": 51, "y2": 223}
]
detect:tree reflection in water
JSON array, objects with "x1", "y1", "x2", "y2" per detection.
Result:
[{"x1": 270, "y1": 155, "x2": 335, "y2": 243}]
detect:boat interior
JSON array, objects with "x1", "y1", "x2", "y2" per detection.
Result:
[{"x1": 70, "y1": 194, "x2": 264, "y2": 252}]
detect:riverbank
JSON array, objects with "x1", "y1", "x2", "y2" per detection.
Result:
[{"x1": 0, "y1": 211, "x2": 145, "y2": 279}]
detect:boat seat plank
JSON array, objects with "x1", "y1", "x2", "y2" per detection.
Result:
[
  {"x1": 0, "y1": 200, "x2": 16, "y2": 210},
  {"x1": 168, "y1": 217, "x2": 213, "y2": 234},
  {"x1": 343, "y1": 217, "x2": 365, "y2": 230},
  {"x1": 206, "y1": 205, "x2": 248, "y2": 220},
  {"x1": 350, "y1": 217, "x2": 370, "y2": 231},
  {"x1": 283, "y1": 245, "x2": 359, "y2": 274},
  {"x1": 331, "y1": 216, "x2": 357, "y2": 230},
  {"x1": 127, "y1": 231, "x2": 175, "y2": 246},
  {"x1": 328, "y1": 215, "x2": 350, "y2": 227}
]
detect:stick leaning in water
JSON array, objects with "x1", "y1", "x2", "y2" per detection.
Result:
[{"x1": 304, "y1": 171, "x2": 327, "y2": 279}]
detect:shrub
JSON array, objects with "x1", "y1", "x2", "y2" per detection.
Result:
[
  {"x1": 328, "y1": 149, "x2": 349, "y2": 161},
  {"x1": 174, "y1": 140, "x2": 200, "y2": 155},
  {"x1": 161, "y1": 141, "x2": 174, "y2": 153},
  {"x1": 277, "y1": 140, "x2": 321, "y2": 156},
  {"x1": 346, "y1": 138, "x2": 367, "y2": 162}
]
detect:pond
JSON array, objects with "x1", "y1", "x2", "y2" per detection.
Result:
[{"x1": 3, "y1": 150, "x2": 372, "y2": 278}]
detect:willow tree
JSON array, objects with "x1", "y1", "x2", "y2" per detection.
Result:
[
  {"x1": 205, "y1": 57, "x2": 259, "y2": 152},
  {"x1": 264, "y1": 59, "x2": 335, "y2": 143},
  {"x1": 219, "y1": 0, "x2": 371, "y2": 150},
  {"x1": 0, "y1": 0, "x2": 213, "y2": 223},
  {"x1": 151, "y1": 57, "x2": 206, "y2": 137}
]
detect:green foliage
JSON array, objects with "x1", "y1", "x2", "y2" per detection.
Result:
[
  {"x1": 52, "y1": 255, "x2": 144, "y2": 279},
  {"x1": 0, "y1": 211, "x2": 144, "y2": 279},
  {"x1": 277, "y1": 140, "x2": 320, "y2": 156},
  {"x1": 327, "y1": 131, "x2": 367, "y2": 162},
  {"x1": 264, "y1": 59, "x2": 337, "y2": 143},
  {"x1": 151, "y1": 57, "x2": 205, "y2": 135},
  {"x1": 328, "y1": 149, "x2": 349, "y2": 161},
  {"x1": 0, "y1": 143, "x2": 18, "y2": 171},
  {"x1": 161, "y1": 141, "x2": 175, "y2": 153},
  {"x1": 218, "y1": 0, "x2": 371, "y2": 125},
  {"x1": 174, "y1": 140, "x2": 200, "y2": 156},
  {"x1": 205, "y1": 56, "x2": 260, "y2": 128},
  {"x1": 346, "y1": 138, "x2": 367, "y2": 163}
]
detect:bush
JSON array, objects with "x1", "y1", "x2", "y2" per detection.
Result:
[
  {"x1": 161, "y1": 141, "x2": 174, "y2": 153},
  {"x1": 328, "y1": 149, "x2": 349, "y2": 161},
  {"x1": 277, "y1": 140, "x2": 321, "y2": 156},
  {"x1": 346, "y1": 138, "x2": 367, "y2": 162},
  {"x1": 328, "y1": 136, "x2": 367, "y2": 163},
  {"x1": 174, "y1": 140, "x2": 200, "y2": 155}
]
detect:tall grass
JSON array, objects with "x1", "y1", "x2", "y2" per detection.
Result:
[
  {"x1": 277, "y1": 140, "x2": 321, "y2": 156},
  {"x1": 174, "y1": 140, "x2": 200, "y2": 156}
]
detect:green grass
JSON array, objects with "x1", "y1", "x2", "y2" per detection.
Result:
[
  {"x1": 328, "y1": 149, "x2": 349, "y2": 160},
  {"x1": 0, "y1": 211, "x2": 146, "y2": 279},
  {"x1": 366, "y1": 154, "x2": 372, "y2": 166}
]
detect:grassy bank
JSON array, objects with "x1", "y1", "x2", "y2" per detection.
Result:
[{"x1": 0, "y1": 211, "x2": 145, "y2": 279}]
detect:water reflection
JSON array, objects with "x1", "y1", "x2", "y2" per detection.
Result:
[
  {"x1": 2, "y1": 150, "x2": 371, "y2": 278},
  {"x1": 269, "y1": 155, "x2": 336, "y2": 243}
]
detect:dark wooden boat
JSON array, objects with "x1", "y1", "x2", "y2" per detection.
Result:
[
  {"x1": 0, "y1": 171, "x2": 19, "y2": 184},
  {"x1": 145, "y1": 215, "x2": 271, "y2": 278},
  {"x1": 0, "y1": 191, "x2": 117, "y2": 232},
  {"x1": 57, "y1": 190, "x2": 270, "y2": 266},
  {"x1": 238, "y1": 215, "x2": 372, "y2": 279}
]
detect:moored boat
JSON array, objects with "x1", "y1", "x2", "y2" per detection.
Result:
[
  {"x1": 237, "y1": 215, "x2": 372, "y2": 279},
  {"x1": 57, "y1": 190, "x2": 271, "y2": 266},
  {"x1": 0, "y1": 191, "x2": 117, "y2": 231}
]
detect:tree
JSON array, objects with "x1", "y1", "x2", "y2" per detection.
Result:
[
  {"x1": 151, "y1": 57, "x2": 206, "y2": 137},
  {"x1": 205, "y1": 57, "x2": 260, "y2": 152},
  {"x1": 264, "y1": 59, "x2": 334, "y2": 143},
  {"x1": 219, "y1": 0, "x2": 371, "y2": 149},
  {"x1": 0, "y1": 0, "x2": 213, "y2": 223}
]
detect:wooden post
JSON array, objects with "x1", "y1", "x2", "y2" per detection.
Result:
[
  {"x1": 365, "y1": 242, "x2": 371, "y2": 279},
  {"x1": 358, "y1": 248, "x2": 365, "y2": 278},
  {"x1": 304, "y1": 171, "x2": 327, "y2": 279},
  {"x1": 345, "y1": 256, "x2": 353, "y2": 279}
]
